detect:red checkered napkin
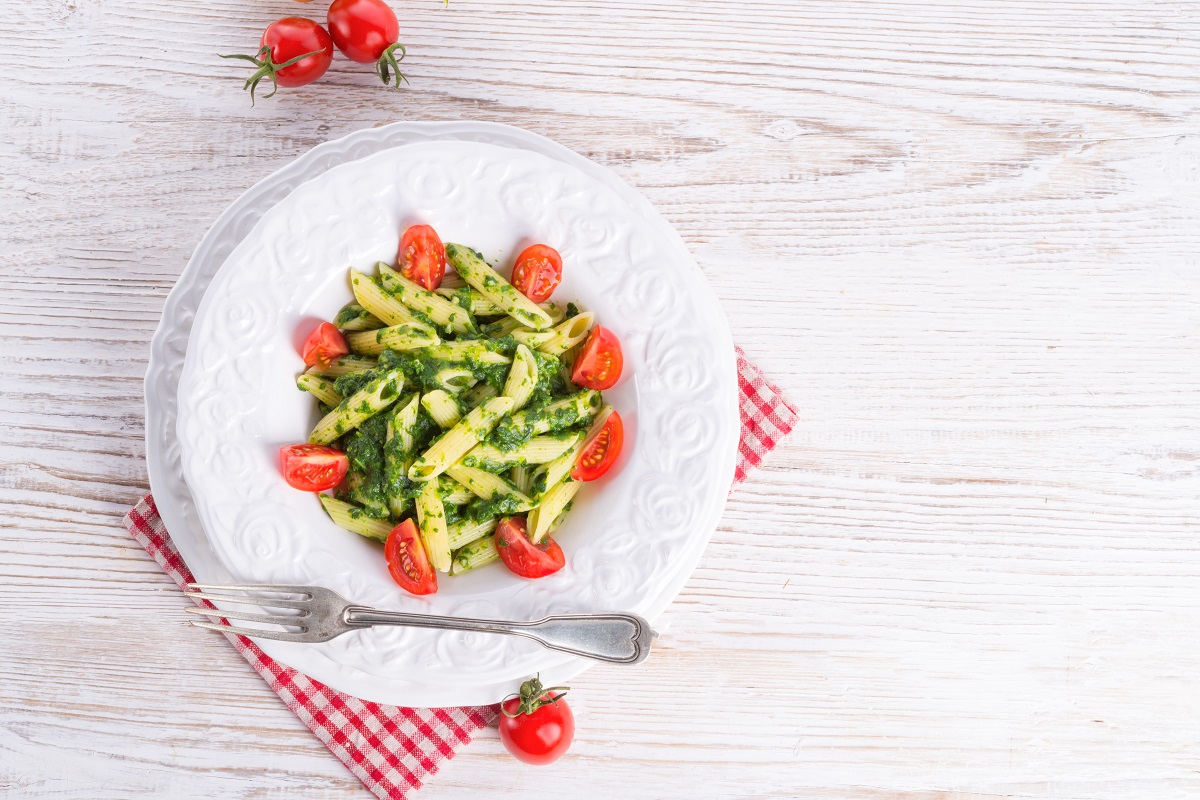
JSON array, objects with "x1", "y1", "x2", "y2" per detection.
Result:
[{"x1": 123, "y1": 345, "x2": 795, "y2": 799}]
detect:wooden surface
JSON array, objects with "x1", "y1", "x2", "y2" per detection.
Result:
[{"x1": 3, "y1": 0, "x2": 1199, "y2": 797}]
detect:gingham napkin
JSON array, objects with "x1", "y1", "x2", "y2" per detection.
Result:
[{"x1": 123, "y1": 345, "x2": 796, "y2": 799}]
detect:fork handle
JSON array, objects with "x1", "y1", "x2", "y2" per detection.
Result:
[{"x1": 344, "y1": 608, "x2": 654, "y2": 665}]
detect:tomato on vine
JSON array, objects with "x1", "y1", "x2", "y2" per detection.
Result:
[
  {"x1": 327, "y1": 0, "x2": 409, "y2": 88},
  {"x1": 221, "y1": 17, "x2": 334, "y2": 104},
  {"x1": 498, "y1": 675, "x2": 575, "y2": 765}
]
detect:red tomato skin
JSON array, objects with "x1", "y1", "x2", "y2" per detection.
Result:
[
  {"x1": 261, "y1": 17, "x2": 334, "y2": 87},
  {"x1": 571, "y1": 411, "x2": 624, "y2": 482},
  {"x1": 494, "y1": 517, "x2": 565, "y2": 579},
  {"x1": 571, "y1": 326, "x2": 623, "y2": 390},
  {"x1": 280, "y1": 444, "x2": 349, "y2": 492},
  {"x1": 498, "y1": 693, "x2": 575, "y2": 765},
  {"x1": 511, "y1": 244, "x2": 563, "y2": 304},
  {"x1": 398, "y1": 224, "x2": 446, "y2": 290},
  {"x1": 385, "y1": 520, "x2": 438, "y2": 596},
  {"x1": 327, "y1": 0, "x2": 399, "y2": 63},
  {"x1": 301, "y1": 322, "x2": 350, "y2": 367}
]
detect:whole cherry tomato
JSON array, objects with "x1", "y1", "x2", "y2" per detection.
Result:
[
  {"x1": 498, "y1": 675, "x2": 575, "y2": 765},
  {"x1": 327, "y1": 0, "x2": 408, "y2": 87},
  {"x1": 221, "y1": 17, "x2": 334, "y2": 104}
]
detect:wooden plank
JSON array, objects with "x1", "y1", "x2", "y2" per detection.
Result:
[{"x1": 2, "y1": 0, "x2": 1200, "y2": 797}]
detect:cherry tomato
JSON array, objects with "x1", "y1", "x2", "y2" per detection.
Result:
[
  {"x1": 572, "y1": 411, "x2": 623, "y2": 482},
  {"x1": 398, "y1": 224, "x2": 446, "y2": 290},
  {"x1": 571, "y1": 326, "x2": 623, "y2": 390},
  {"x1": 280, "y1": 444, "x2": 349, "y2": 492},
  {"x1": 499, "y1": 675, "x2": 575, "y2": 765},
  {"x1": 221, "y1": 18, "x2": 334, "y2": 104},
  {"x1": 510, "y1": 244, "x2": 563, "y2": 303},
  {"x1": 495, "y1": 517, "x2": 565, "y2": 579},
  {"x1": 385, "y1": 519, "x2": 438, "y2": 596},
  {"x1": 327, "y1": 0, "x2": 408, "y2": 87},
  {"x1": 301, "y1": 322, "x2": 350, "y2": 367}
]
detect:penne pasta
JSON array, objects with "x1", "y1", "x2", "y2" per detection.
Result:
[
  {"x1": 345, "y1": 323, "x2": 440, "y2": 356},
  {"x1": 350, "y1": 269, "x2": 436, "y2": 333},
  {"x1": 493, "y1": 389, "x2": 601, "y2": 446},
  {"x1": 319, "y1": 495, "x2": 393, "y2": 542},
  {"x1": 300, "y1": 237, "x2": 622, "y2": 582},
  {"x1": 309, "y1": 369, "x2": 405, "y2": 445},
  {"x1": 462, "y1": 432, "x2": 581, "y2": 472},
  {"x1": 445, "y1": 243, "x2": 553, "y2": 330},
  {"x1": 415, "y1": 480, "x2": 451, "y2": 572},
  {"x1": 296, "y1": 373, "x2": 343, "y2": 407},
  {"x1": 527, "y1": 479, "x2": 582, "y2": 543},
  {"x1": 421, "y1": 389, "x2": 462, "y2": 428},
  {"x1": 305, "y1": 354, "x2": 377, "y2": 378},
  {"x1": 537, "y1": 312, "x2": 594, "y2": 356},
  {"x1": 334, "y1": 302, "x2": 384, "y2": 331},
  {"x1": 444, "y1": 464, "x2": 535, "y2": 512},
  {"x1": 449, "y1": 536, "x2": 499, "y2": 576},
  {"x1": 378, "y1": 263, "x2": 476, "y2": 334},
  {"x1": 447, "y1": 516, "x2": 498, "y2": 550},
  {"x1": 408, "y1": 397, "x2": 515, "y2": 482},
  {"x1": 502, "y1": 344, "x2": 539, "y2": 411},
  {"x1": 436, "y1": 287, "x2": 502, "y2": 317}
]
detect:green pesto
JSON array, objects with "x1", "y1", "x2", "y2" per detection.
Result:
[
  {"x1": 334, "y1": 370, "x2": 378, "y2": 397},
  {"x1": 341, "y1": 414, "x2": 389, "y2": 518},
  {"x1": 564, "y1": 302, "x2": 581, "y2": 320},
  {"x1": 443, "y1": 502, "x2": 468, "y2": 526},
  {"x1": 463, "y1": 494, "x2": 525, "y2": 521},
  {"x1": 490, "y1": 391, "x2": 597, "y2": 452},
  {"x1": 532, "y1": 351, "x2": 568, "y2": 398},
  {"x1": 335, "y1": 303, "x2": 373, "y2": 327}
]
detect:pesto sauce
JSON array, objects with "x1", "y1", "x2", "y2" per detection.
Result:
[
  {"x1": 335, "y1": 303, "x2": 368, "y2": 327},
  {"x1": 334, "y1": 370, "x2": 377, "y2": 397},
  {"x1": 462, "y1": 495, "x2": 524, "y2": 521},
  {"x1": 532, "y1": 351, "x2": 568, "y2": 398},
  {"x1": 341, "y1": 415, "x2": 389, "y2": 518},
  {"x1": 564, "y1": 303, "x2": 580, "y2": 320}
]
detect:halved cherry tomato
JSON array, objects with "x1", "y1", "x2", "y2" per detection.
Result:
[
  {"x1": 570, "y1": 326, "x2": 623, "y2": 390},
  {"x1": 495, "y1": 517, "x2": 565, "y2": 579},
  {"x1": 386, "y1": 519, "x2": 438, "y2": 595},
  {"x1": 398, "y1": 224, "x2": 446, "y2": 290},
  {"x1": 510, "y1": 244, "x2": 563, "y2": 304},
  {"x1": 571, "y1": 411, "x2": 623, "y2": 482},
  {"x1": 301, "y1": 322, "x2": 349, "y2": 367},
  {"x1": 280, "y1": 444, "x2": 349, "y2": 491},
  {"x1": 498, "y1": 675, "x2": 574, "y2": 765}
]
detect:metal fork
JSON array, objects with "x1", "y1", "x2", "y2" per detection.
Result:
[{"x1": 183, "y1": 584, "x2": 654, "y2": 665}]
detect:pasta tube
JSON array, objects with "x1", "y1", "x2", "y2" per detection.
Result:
[{"x1": 445, "y1": 244, "x2": 553, "y2": 330}]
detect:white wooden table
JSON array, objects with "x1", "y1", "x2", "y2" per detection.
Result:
[{"x1": 3, "y1": 1, "x2": 1199, "y2": 797}]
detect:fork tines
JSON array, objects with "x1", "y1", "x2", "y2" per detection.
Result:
[{"x1": 183, "y1": 583, "x2": 312, "y2": 642}]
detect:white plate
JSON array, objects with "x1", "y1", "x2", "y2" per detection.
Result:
[{"x1": 154, "y1": 124, "x2": 737, "y2": 706}]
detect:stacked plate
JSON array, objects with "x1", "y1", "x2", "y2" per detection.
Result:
[{"x1": 148, "y1": 122, "x2": 738, "y2": 706}]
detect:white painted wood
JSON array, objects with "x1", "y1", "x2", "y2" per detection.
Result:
[{"x1": 2, "y1": 0, "x2": 1199, "y2": 797}]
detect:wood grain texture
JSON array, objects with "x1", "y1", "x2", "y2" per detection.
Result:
[{"x1": 2, "y1": 0, "x2": 1199, "y2": 797}]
